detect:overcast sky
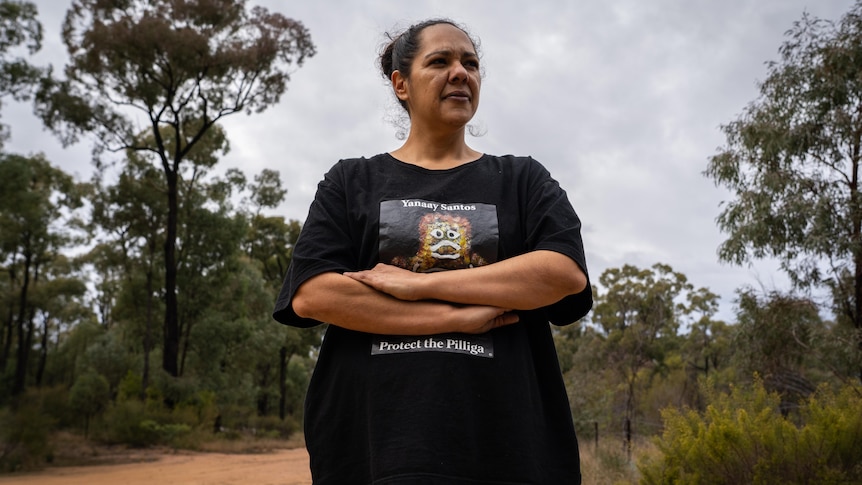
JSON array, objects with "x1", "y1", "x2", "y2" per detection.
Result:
[{"x1": 6, "y1": 0, "x2": 856, "y2": 322}]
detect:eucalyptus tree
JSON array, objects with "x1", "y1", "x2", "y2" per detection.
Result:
[
  {"x1": 0, "y1": 153, "x2": 84, "y2": 397},
  {"x1": 589, "y1": 263, "x2": 718, "y2": 445},
  {"x1": 705, "y1": 1, "x2": 862, "y2": 382},
  {"x1": 730, "y1": 288, "x2": 843, "y2": 414},
  {"x1": 88, "y1": 152, "x2": 167, "y2": 399},
  {"x1": 0, "y1": 0, "x2": 42, "y2": 145},
  {"x1": 35, "y1": 0, "x2": 315, "y2": 378},
  {"x1": 29, "y1": 255, "x2": 89, "y2": 388}
]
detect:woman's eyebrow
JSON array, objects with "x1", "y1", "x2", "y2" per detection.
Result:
[{"x1": 423, "y1": 50, "x2": 478, "y2": 59}]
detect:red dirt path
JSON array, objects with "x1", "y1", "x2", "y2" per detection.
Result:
[{"x1": 0, "y1": 447, "x2": 312, "y2": 485}]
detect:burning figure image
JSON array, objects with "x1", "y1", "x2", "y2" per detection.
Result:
[{"x1": 392, "y1": 213, "x2": 488, "y2": 272}]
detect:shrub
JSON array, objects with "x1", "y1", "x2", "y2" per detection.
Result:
[
  {"x1": 69, "y1": 371, "x2": 111, "y2": 437},
  {"x1": 101, "y1": 399, "x2": 161, "y2": 447},
  {"x1": 249, "y1": 414, "x2": 299, "y2": 439},
  {"x1": 0, "y1": 396, "x2": 56, "y2": 472},
  {"x1": 639, "y1": 379, "x2": 862, "y2": 484}
]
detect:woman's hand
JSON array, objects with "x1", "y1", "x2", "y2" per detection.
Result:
[
  {"x1": 344, "y1": 263, "x2": 427, "y2": 301},
  {"x1": 452, "y1": 305, "x2": 520, "y2": 334}
]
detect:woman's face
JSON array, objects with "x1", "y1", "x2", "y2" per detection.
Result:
[{"x1": 395, "y1": 23, "x2": 481, "y2": 129}]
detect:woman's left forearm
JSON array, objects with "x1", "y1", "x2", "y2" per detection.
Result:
[{"x1": 346, "y1": 250, "x2": 587, "y2": 310}]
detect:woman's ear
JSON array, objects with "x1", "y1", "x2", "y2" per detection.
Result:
[{"x1": 391, "y1": 71, "x2": 408, "y2": 102}]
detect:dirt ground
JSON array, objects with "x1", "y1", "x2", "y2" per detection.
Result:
[{"x1": 0, "y1": 447, "x2": 312, "y2": 485}]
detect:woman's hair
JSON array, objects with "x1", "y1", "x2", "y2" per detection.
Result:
[{"x1": 379, "y1": 19, "x2": 481, "y2": 113}]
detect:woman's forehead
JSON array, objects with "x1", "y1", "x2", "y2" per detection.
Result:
[{"x1": 417, "y1": 24, "x2": 477, "y2": 55}]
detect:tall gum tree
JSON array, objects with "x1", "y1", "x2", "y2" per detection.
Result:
[
  {"x1": 0, "y1": 154, "x2": 84, "y2": 397},
  {"x1": 35, "y1": 0, "x2": 315, "y2": 378},
  {"x1": 0, "y1": 0, "x2": 43, "y2": 146},
  {"x1": 705, "y1": 2, "x2": 862, "y2": 382}
]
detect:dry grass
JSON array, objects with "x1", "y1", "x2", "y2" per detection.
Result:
[
  {"x1": 43, "y1": 430, "x2": 306, "y2": 469},
  {"x1": 580, "y1": 438, "x2": 659, "y2": 485},
  {"x1": 194, "y1": 433, "x2": 306, "y2": 454},
  {"x1": 46, "y1": 431, "x2": 170, "y2": 468}
]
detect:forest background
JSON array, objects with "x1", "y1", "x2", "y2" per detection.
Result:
[{"x1": 1, "y1": 1, "x2": 861, "y2": 483}]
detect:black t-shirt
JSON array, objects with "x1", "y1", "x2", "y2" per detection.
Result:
[{"x1": 274, "y1": 154, "x2": 592, "y2": 484}]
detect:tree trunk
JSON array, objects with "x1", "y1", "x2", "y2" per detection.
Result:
[
  {"x1": 35, "y1": 312, "x2": 48, "y2": 387},
  {"x1": 1, "y1": 265, "x2": 17, "y2": 374},
  {"x1": 179, "y1": 314, "x2": 191, "y2": 378},
  {"x1": 0, "y1": 299, "x2": 12, "y2": 373},
  {"x1": 13, "y1": 307, "x2": 37, "y2": 398},
  {"x1": 12, "y1": 251, "x2": 33, "y2": 396},
  {"x1": 163, "y1": 167, "x2": 179, "y2": 379},
  {"x1": 853, "y1": 148, "x2": 862, "y2": 385},
  {"x1": 279, "y1": 346, "x2": 287, "y2": 420},
  {"x1": 855, "y1": 254, "x2": 862, "y2": 384},
  {"x1": 142, "y1": 261, "x2": 154, "y2": 401},
  {"x1": 257, "y1": 363, "x2": 271, "y2": 416}
]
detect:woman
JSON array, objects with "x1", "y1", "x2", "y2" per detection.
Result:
[{"x1": 273, "y1": 18, "x2": 592, "y2": 484}]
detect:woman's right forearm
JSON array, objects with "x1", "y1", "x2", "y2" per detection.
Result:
[{"x1": 292, "y1": 272, "x2": 518, "y2": 335}]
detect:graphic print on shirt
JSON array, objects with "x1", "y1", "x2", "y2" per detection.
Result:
[{"x1": 374, "y1": 199, "x2": 499, "y2": 358}]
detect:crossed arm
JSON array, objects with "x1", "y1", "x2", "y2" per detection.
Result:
[{"x1": 291, "y1": 250, "x2": 587, "y2": 335}]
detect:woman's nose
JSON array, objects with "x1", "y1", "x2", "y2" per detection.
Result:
[{"x1": 450, "y1": 63, "x2": 468, "y2": 83}]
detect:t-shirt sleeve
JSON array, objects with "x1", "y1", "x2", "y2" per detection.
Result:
[
  {"x1": 523, "y1": 158, "x2": 593, "y2": 325},
  {"x1": 272, "y1": 162, "x2": 355, "y2": 327}
]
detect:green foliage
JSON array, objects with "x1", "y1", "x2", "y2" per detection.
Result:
[
  {"x1": 0, "y1": 390, "x2": 56, "y2": 472},
  {"x1": 0, "y1": 2, "x2": 318, "y2": 448},
  {"x1": 704, "y1": 0, "x2": 862, "y2": 377},
  {"x1": 37, "y1": 0, "x2": 316, "y2": 149},
  {"x1": 68, "y1": 371, "x2": 110, "y2": 435},
  {"x1": 577, "y1": 263, "x2": 722, "y2": 434},
  {"x1": 0, "y1": 153, "x2": 88, "y2": 398},
  {"x1": 640, "y1": 380, "x2": 862, "y2": 484},
  {"x1": 101, "y1": 399, "x2": 166, "y2": 447},
  {"x1": 100, "y1": 387, "x2": 215, "y2": 447},
  {"x1": 0, "y1": 406, "x2": 53, "y2": 471},
  {"x1": 33, "y1": 0, "x2": 316, "y2": 382},
  {"x1": 79, "y1": 329, "x2": 134, "y2": 392},
  {"x1": 0, "y1": 0, "x2": 43, "y2": 145}
]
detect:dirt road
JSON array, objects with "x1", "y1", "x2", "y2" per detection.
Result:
[{"x1": 0, "y1": 447, "x2": 312, "y2": 485}]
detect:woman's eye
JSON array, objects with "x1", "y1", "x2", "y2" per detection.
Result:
[
  {"x1": 431, "y1": 229, "x2": 444, "y2": 238},
  {"x1": 447, "y1": 230, "x2": 459, "y2": 239}
]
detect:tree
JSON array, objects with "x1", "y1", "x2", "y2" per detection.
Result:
[
  {"x1": 588, "y1": 263, "x2": 719, "y2": 452},
  {"x1": 731, "y1": 288, "x2": 821, "y2": 413},
  {"x1": 705, "y1": 2, "x2": 862, "y2": 382},
  {"x1": 69, "y1": 370, "x2": 110, "y2": 437},
  {"x1": 579, "y1": 264, "x2": 718, "y2": 448},
  {"x1": 0, "y1": 0, "x2": 43, "y2": 146},
  {"x1": 88, "y1": 149, "x2": 169, "y2": 399},
  {"x1": 35, "y1": 0, "x2": 316, "y2": 379},
  {"x1": 0, "y1": 154, "x2": 84, "y2": 398}
]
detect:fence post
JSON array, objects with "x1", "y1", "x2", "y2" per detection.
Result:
[{"x1": 594, "y1": 421, "x2": 599, "y2": 451}]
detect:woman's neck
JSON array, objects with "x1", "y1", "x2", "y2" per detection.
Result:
[{"x1": 390, "y1": 126, "x2": 481, "y2": 170}]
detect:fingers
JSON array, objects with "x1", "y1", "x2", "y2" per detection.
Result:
[
  {"x1": 488, "y1": 311, "x2": 519, "y2": 330},
  {"x1": 461, "y1": 309, "x2": 519, "y2": 334}
]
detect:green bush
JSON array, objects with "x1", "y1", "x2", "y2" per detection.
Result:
[
  {"x1": 249, "y1": 414, "x2": 299, "y2": 439},
  {"x1": 101, "y1": 399, "x2": 161, "y2": 447},
  {"x1": 639, "y1": 380, "x2": 862, "y2": 484},
  {"x1": 69, "y1": 371, "x2": 111, "y2": 436},
  {"x1": 100, "y1": 391, "x2": 211, "y2": 448},
  {"x1": 0, "y1": 396, "x2": 56, "y2": 472}
]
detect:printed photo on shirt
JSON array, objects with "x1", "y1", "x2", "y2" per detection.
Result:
[{"x1": 379, "y1": 199, "x2": 499, "y2": 272}]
